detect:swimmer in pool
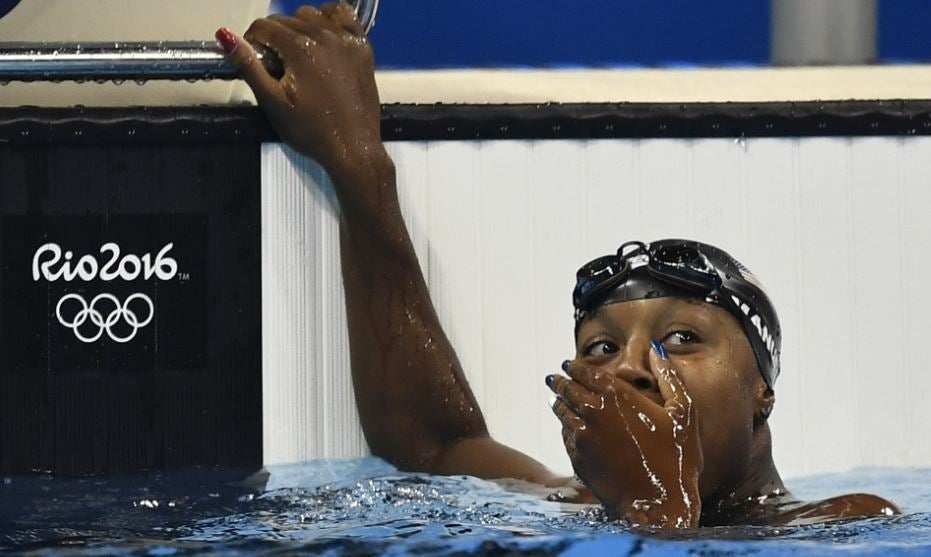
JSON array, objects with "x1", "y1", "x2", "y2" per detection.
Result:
[{"x1": 217, "y1": 3, "x2": 900, "y2": 528}]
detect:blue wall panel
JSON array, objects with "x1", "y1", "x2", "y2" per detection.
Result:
[
  {"x1": 277, "y1": 0, "x2": 929, "y2": 68},
  {"x1": 364, "y1": 0, "x2": 769, "y2": 68},
  {"x1": 879, "y1": 0, "x2": 931, "y2": 62},
  {"x1": 279, "y1": 0, "x2": 770, "y2": 68},
  {"x1": 0, "y1": 0, "x2": 20, "y2": 19}
]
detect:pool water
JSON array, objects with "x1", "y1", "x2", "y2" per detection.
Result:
[{"x1": 2, "y1": 458, "x2": 929, "y2": 555}]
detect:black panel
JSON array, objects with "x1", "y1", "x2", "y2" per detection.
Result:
[
  {"x1": 3, "y1": 215, "x2": 206, "y2": 372},
  {"x1": 0, "y1": 141, "x2": 262, "y2": 475}
]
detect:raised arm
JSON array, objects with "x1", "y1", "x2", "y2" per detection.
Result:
[{"x1": 219, "y1": 4, "x2": 559, "y2": 483}]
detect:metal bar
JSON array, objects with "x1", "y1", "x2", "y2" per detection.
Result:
[
  {"x1": 0, "y1": 42, "x2": 245, "y2": 82},
  {"x1": 772, "y1": 0, "x2": 876, "y2": 66},
  {"x1": 0, "y1": 0, "x2": 379, "y2": 83}
]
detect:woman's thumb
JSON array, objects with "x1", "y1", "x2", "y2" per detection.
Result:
[{"x1": 215, "y1": 27, "x2": 281, "y2": 106}]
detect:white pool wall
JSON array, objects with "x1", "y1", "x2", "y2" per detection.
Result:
[{"x1": 262, "y1": 137, "x2": 931, "y2": 480}]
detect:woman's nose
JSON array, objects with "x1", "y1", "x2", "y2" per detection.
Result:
[{"x1": 611, "y1": 342, "x2": 659, "y2": 392}]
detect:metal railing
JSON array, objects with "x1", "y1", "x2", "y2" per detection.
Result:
[{"x1": 0, "y1": 0, "x2": 379, "y2": 82}]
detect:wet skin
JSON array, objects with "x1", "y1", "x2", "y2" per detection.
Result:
[
  {"x1": 552, "y1": 299, "x2": 899, "y2": 526},
  {"x1": 222, "y1": 3, "x2": 901, "y2": 529},
  {"x1": 551, "y1": 298, "x2": 746, "y2": 527}
]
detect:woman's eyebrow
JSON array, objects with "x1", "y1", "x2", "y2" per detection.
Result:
[{"x1": 576, "y1": 308, "x2": 613, "y2": 343}]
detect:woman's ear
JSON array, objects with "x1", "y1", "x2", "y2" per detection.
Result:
[{"x1": 754, "y1": 383, "x2": 775, "y2": 427}]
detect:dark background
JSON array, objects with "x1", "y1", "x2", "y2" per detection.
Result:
[{"x1": 270, "y1": 0, "x2": 931, "y2": 68}]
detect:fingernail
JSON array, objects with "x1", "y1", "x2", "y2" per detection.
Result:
[
  {"x1": 561, "y1": 360, "x2": 571, "y2": 372},
  {"x1": 651, "y1": 339, "x2": 669, "y2": 360},
  {"x1": 215, "y1": 27, "x2": 238, "y2": 54},
  {"x1": 545, "y1": 374, "x2": 555, "y2": 387}
]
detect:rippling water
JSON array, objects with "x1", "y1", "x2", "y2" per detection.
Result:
[{"x1": 2, "y1": 459, "x2": 929, "y2": 555}]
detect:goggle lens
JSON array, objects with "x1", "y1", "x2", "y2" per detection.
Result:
[
  {"x1": 652, "y1": 245, "x2": 721, "y2": 289},
  {"x1": 573, "y1": 255, "x2": 621, "y2": 306}
]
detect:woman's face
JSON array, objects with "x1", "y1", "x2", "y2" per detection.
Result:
[{"x1": 574, "y1": 296, "x2": 766, "y2": 501}]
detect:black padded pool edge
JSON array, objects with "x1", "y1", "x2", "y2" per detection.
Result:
[{"x1": 5, "y1": 101, "x2": 931, "y2": 146}]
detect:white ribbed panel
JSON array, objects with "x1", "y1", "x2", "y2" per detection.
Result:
[
  {"x1": 262, "y1": 138, "x2": 931, "y2": 479},
  {"x1": 901, "y1": 140, "x2": 931, "y2": 468},
  {"x1": 261, "y1": 146, "x2": 365, "y2": 464}
]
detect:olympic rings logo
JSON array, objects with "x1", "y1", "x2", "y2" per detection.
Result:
[{"x1": 55, "y1": 293, "x2": 154, "y2": 344}]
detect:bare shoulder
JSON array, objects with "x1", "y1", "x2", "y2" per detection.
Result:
[
  {"x1": 428, "y1": 436, "x2": 597, "y2": 503},
  {"x1": 429, "y1": 435, "x2": 559, "y2": 483},
  {"x1": 773, "y1": 493, "x2": 901, "y2": 525}
]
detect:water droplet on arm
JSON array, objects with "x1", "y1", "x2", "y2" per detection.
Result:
[{"x1": 637, "y1": 412, "x2": 656, "y2": 431}]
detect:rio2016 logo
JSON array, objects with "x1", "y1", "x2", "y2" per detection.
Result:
[{"x1": 32, "y1": 242, "x2": 179, "y2": 344}]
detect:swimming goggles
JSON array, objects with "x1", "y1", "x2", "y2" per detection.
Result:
[
  {"x1": 573, "y1": 240, "x2": 726, "y2": 312},
  {"x1": 572, "y1": 239, "x2": 781, "y2": 388}
]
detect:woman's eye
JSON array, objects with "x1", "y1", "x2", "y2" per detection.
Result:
[
  {"x1": 585, "y1": 340, "x2": 620, "y2": 357},
  {"x1": 664, "y1": 330, "x2": 701, "y2": 346}
]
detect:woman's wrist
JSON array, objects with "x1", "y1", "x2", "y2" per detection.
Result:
[
  {"x1": 324, "y1": 139, "x2": 396, "y2": 214},
  {"x1": 326, "y1": 136, "x2": 391, "y2": 184},
  {"x1": 323, "y1": 140, "x2": 414, "y2": 255},
  {"x1": 616, "y1": 486, "x2": 702, "y2": 529}
]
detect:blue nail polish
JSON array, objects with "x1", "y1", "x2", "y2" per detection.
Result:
[
  {"x1": 545, "y1": 374, "x2": 555, "y2": 387},
  {"x1": 561, "y1": 360, "x2": 571, "y2": 372},
  {"x1": 651, "y1": 339, "x2": 669, "y2": 360}
]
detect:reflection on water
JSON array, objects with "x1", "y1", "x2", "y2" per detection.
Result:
[{"x1": 1, "y1": 458, "x2": 929, "y2": 555}]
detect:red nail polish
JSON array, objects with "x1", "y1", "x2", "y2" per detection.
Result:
[{"x1": 215, "y1": 27, "x2": 238, "y2": 54}]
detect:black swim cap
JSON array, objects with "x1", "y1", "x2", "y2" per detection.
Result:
[{"x1": 573, "y1": 239, "x2": 781, "y2": 388}]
